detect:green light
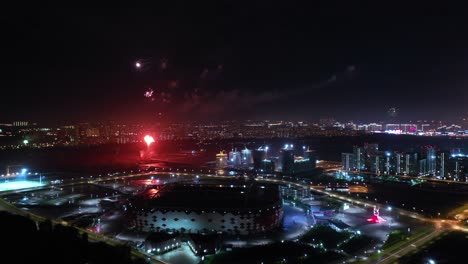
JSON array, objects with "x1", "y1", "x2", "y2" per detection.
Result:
[{"x1": 23, "y1": 139, "x2": 29, "y2": 145}]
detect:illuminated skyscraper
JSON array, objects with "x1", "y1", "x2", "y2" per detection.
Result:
[
  {"x1": 419, "y1": 159, "x2": 427, "y2": 176},
  {"x1": 216, "y1": 151, "x2": 228, "y2": 168},
  {"x1": 384, "y1": 152, "x2": 392, "y2": 175},
  {"x1": 370, "y1": 155, "x2": 385, "y2": 174},
  {"x1": 258, "y1": 159, "x2": 275, "y2": 174},
  {"x1": 438, "y1": 152, "x2": 448, "y2": 178},
  {"x1": 228, "y1": 150, "x2": 242, "y2": 166},
  {"x1": 404, "y1": 153, "x2": 419, "y2": 175},
  {"x1": 241, "y1": 148, "x2": 253, "y2": 166},
  {"x1": 422, "y1": 146, "x2": 436, "y2": 176},
  {"x1": 279, "y1": 148, "x2": 295, "y2": 174},
  {"x1": 353, "y1": 146, "x2": 365, "y2": 170},
  {"x1": 342, "y1": 153, "x2": 354, "y2": 171},
  {"x1": 364, "y1": 143, "x2": 379, "y2": 171},
  {"x1": 393, "y1": 153, "x2": 404, "y2": 174},
  {"x1": 253, "y1": 148, "x2": 267, "y2": 171},
  {"x1": 449, "y1": 155, "x2": 468, "y2": 181},
  {"x1": 303, "y1": 147, "x2": 317, "y2": 169}
]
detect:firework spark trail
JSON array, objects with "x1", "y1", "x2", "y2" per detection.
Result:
[{"x1": 144, "y1": 88, "x2": 154, "y2": 98}]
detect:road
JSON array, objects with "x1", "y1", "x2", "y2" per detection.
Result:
[{"x1": 375, "y1": 229, "x2": 443, "y2": 264}]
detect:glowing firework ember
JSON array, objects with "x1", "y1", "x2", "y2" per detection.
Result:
[
  {"x1": 144, "y1": 135, "x2": 155, "y2": 147},
  {"x1": 144, "y1": 88, "x2": 154, "y2": 98}
]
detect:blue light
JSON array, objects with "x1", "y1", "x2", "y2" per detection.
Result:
[{"x1": 21, "y1": 168, "x2": 28, "y2": 175}]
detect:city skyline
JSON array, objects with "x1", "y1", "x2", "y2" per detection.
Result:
[{"x1": 2, "y1": 3, "x2": 468, "y2": 123}]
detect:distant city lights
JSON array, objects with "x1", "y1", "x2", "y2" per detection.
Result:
[{"x1": 1, "y1": 119, "x2": 468, "y2": 151}]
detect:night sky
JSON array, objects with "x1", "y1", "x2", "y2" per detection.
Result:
[{"x1": 2, "y1": 2, "x2": 468, "y2": 124}]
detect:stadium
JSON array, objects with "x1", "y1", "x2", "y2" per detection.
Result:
[{"x1": 130, "y1": 182, "x2": 283, "y2": 235}]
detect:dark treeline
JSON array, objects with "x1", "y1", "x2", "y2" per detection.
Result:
[{"x1": 0, "y1": 211, "x2": 146, "y2": 264}]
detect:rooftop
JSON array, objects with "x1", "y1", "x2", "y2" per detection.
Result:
[
  {"x1": 146, "y1": 232, "x2": 180, "y2": 243},
  {"x1": 132, "y1": 183, "x2": 281, "y2": 210}
]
